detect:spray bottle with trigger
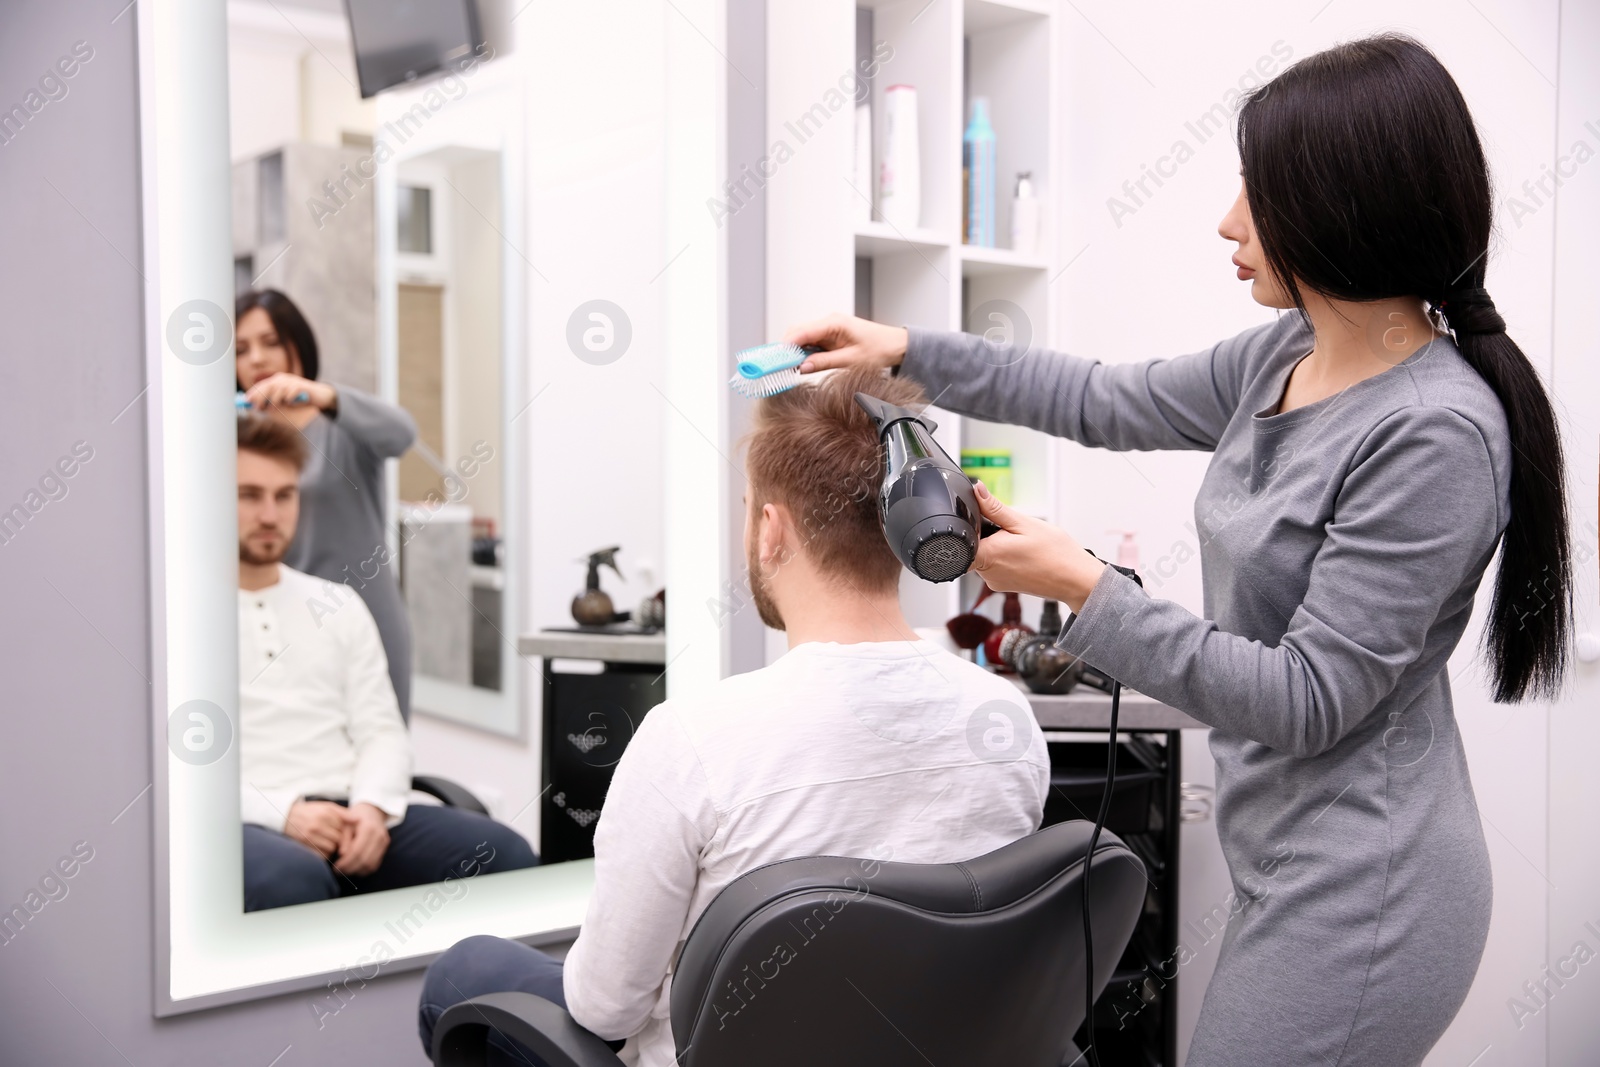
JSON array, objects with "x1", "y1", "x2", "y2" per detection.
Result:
[{"x1": 571, "y1": 546, "x2": 624, "y2": 626}]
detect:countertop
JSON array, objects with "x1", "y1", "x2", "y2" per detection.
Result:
[
  {"x1": 1012, "y1": 676, "x2": 1206, "y2": 731},
  {"x1": 518, "y1": 630, "x2": 667, "y2": 665},
  {"x1": 516, "y1": 631, "x2": 1206, "y2": 730}
]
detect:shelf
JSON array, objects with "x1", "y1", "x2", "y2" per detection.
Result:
[
  {"x1": 854, "y1": 221, "x2": 950, "y2": 258},
  {"x1": 964, "y1": 0, "x2": 1051, "y2": 35},
  {"x1": 959, "y1": 242, "x2": 1049, "y2": 275}
]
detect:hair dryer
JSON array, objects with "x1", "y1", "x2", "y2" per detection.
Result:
[{"x1": 855, "y1": 392, "x2": 996, "y2": 583}]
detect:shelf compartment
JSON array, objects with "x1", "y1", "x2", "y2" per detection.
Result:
[
  {"x1": 866, "y1": 0, "x2": 960, "y2": 237},
  {"x1": 960, "y1": 420, "x2": 1052, "y2": 517},
  {"x1": 963, "y1": 0, "x2": 1052, "y2": 260},
  {"x1": 963, "y1": 0, "x2": 1050, "y2": 35},
  {"x1": 1042, "y1": 737, "x2": 1164, "y2": 835}
]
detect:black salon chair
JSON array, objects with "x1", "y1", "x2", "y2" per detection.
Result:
[
  {"x1": 432, "y1": 820, "x2": 1146, "y2": 1067},
  {"x1": 397, "y1": 685, "x2": 490, "y2": 815},
  {"x1": 411, "y1": 774, "x2": 489, "y2": 815}
]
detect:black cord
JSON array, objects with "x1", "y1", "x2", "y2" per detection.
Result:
[
  {"x1": 1080, "y1": 678, "x2": 1121, "y2": 1067},
  {"x1": 1069, "y1": 551, "x2": 1139, "y2": 1067}
]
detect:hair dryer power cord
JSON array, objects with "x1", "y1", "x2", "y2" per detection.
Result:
[
  {"x1": 1077, "y1": 553, "x2": 1139, "y2": 1067},
  {"x1": 1080, "y1": 677, "x2": 1120, "y2": 1067}
]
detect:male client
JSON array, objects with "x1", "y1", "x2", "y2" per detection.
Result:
[
  {"x1": 236, "y1": 414, "x2": 535, "y2": 911},
  {"x1": 418, "y1": 367, "x2": 1051, "y2": 1066}
]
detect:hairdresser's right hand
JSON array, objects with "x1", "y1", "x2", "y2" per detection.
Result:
[{"x1": 786, "y1": 314, "x2": 907, "y2": 374}]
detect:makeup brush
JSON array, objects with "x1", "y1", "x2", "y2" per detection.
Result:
[{"x1": 945, "y1": 583, "x2": 997, "y2": 650}]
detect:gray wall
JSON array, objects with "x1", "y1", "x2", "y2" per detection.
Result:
[
  {"x1": 234, "y1": 142, "x2": 380, "y2": 394},
  {"x1": 724, "y1": 0, "x2": 766, "y2": 677},
  {"x1": 0, "y1": 3, "x2": 430, "y2": 1063}
]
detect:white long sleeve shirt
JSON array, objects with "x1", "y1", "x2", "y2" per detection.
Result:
[
  {"x1": 561, "y1": 639, "x2": 1050, "y2": 1067},
  {"x1": 237, "y1": 564, "x2": 412, "y2": 832}
]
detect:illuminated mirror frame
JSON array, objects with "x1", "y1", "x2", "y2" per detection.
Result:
[{"x1": 143, "y1": 0, "x2": 730, "y2": 1013}]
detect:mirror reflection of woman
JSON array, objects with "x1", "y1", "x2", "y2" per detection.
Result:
[
  {"x1": 790, "y1": 34, "x2": 1571, "y2": 1067},
  {"x1": 235, "y1": 289, "x2": 419, "y2": 719}
]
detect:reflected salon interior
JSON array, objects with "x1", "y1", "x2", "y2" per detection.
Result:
[{"x1": 6, "y1": 1, "x2": 1600, "y2": 1066}]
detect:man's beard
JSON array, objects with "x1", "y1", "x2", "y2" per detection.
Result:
[
  {"x1": 239, "y1": 529, "x2": 287, "y2": 567},
  {"x1": 746, "y1": 537, "x2": 784, "y2": 631}
]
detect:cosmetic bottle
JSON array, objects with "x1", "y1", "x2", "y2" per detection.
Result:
[
  {"x1": 854, "y1": 102, "x2": 873, "y2": 224},
  {"x1": 1011, "y1": 171, "x2": 1039, "y2": 256},
  {"x1": 1112, "y1": 530, "x2": 1140, "y2": 570},
  {"x1": 963, "y1": 97, "x2": 996, "y2": 246},
  {"x1": 1037, "y1": 599, "x2": 1063, "y2": 641},
  {"x1": 960, "y1": 448, "x2": 1012, "y2": 506},
  {"x1": 880, "y1": 85, "x2": 921, "y2": 230}
]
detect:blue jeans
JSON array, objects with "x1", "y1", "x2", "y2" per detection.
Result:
[
  {"x1": 242, "y1": 805, "x2": 537, "y2": 911},
  {"x1": 420, "y1": 935, "x2": 626, "y2": 1066}
]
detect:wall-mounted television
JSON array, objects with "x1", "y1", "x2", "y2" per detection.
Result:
[{"x1": 344, "y1": 0, "x2": 484, "y2": 99}]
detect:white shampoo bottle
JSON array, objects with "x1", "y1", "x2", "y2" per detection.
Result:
[
  {"x1": 854, "y1": 103, "x2": 873, "y2": 224},
  {"x1": 879, "y1": 84, "x2": 920, "y2": 230},
  {"x1": 1011, "y1": 171, "x2": 1039, "y2": 256}
]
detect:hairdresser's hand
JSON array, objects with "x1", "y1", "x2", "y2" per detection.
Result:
[
  {"x1": 971, "y1": 481, "x2": 1107, "y2": 615},
  {"x1": 284, "y1": 800, "x2": 347, "y2": 860},
  {"x1": 333, "y1": 803, "x2": 391, "y2": 877},
  {"x1": 245, "y1": 372, "x2": 337, "y2": 412},
  {"x1": 785, "y1": 314, "x2": 907, "y2": 374}
]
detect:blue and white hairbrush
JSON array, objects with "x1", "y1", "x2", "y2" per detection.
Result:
[
  {"x1": 235, "y1": 389, "x2": 311, "y2": 409},
  {"x1": 728, "y1": 342, "x2": 823, "y2": 399}
]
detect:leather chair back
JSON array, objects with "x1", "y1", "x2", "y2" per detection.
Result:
[{"x1": 666, "y1": 820, "x2": 1146, "y2": 1067}]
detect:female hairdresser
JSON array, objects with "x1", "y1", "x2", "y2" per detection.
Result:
[
  {"x1": 235, "y1": 289, "x2": 419, "y2": 718},
  {"x1": 790, "y1": 34, "x2": 1570, "y2": 1067}
]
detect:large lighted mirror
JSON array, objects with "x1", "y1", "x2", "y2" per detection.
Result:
[{"x1": 146, "y1": 0, "x2": 725, "y2": 1011}]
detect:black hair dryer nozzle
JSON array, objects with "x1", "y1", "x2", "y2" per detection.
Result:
[{"x1": 855, "y1": 392, "x2": 989, "y2": 583}]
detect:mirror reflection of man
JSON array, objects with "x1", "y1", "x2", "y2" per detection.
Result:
[{"x1": 236, "y1": 414, "x2": 535, "y2": 911}]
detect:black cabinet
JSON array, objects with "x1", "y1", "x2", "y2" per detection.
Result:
[
  {"x1": 539, "y1": 661, "x2": 666, "y2": 864},
  {"x1": 1049, "y1": 731, "x2": 1182, "y2": 1067}
]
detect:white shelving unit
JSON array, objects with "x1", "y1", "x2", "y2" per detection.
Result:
[{"x1": 768, "y1": 0, "x2": 1061, "y2": 630}]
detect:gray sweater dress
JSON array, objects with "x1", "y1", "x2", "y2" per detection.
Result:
[
  {"x1": 903, "y1": 311, "x2": 1502, "y2": 1066},
  {"x1": 282, "y1": 386, "x2": 417, "y2": 720}
]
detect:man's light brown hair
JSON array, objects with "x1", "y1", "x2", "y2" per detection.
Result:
[
  {"x1": 744, "y1": 364, "x2": 929, "y2": 594},
  {"x1": 237, "y1": 413, "x2": 308, "y2": 471}
]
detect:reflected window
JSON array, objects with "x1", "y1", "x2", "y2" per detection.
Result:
[
  {"x1": 257, "y1": 150, "x2": 284, "y2": 245},
  {"x1": 397, "y1": 184, "x2": 433, "y2": 254}
]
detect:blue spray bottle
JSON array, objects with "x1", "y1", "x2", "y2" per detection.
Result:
[{"x1": 964, "y1": 97, "x2": 997, "y2": 247}]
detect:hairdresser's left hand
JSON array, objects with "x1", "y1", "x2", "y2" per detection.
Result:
[
  {"x1": 971, "y1": 481, "x2": 1107, "y2": 614},
  {"x1": 245, "y1": 372, "x2": 337, "y2": 412}
]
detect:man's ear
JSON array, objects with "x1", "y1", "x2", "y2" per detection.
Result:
[{"x1": 758, "y1": 501, "x2": 794, "y2": 571}]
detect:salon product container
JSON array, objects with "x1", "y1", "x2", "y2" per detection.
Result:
[
  {"x1": 880, "y1": 85, "x2": 920, "y2": 229},
  {"x1": 963, "y1": 97, "x2": 996, "y2": 246}
]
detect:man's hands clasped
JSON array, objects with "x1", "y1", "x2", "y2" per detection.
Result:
[{"x1": 284, "y1": 799, "x2": 392, "y2": 877}]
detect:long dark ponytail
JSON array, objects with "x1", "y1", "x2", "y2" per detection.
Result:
[{"x1": 1236, "y1": 33, "x2": 1571, "y2": 703}]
